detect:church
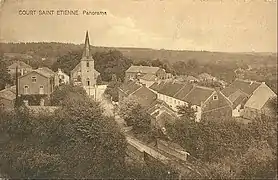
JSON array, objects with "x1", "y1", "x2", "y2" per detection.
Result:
[{"x1": 71, "y1": 31, "x2": 101, "y2": 99}]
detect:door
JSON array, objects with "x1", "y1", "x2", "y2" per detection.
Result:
[{"x1": 39, "y1": 85, "x2": 44, "y2": 94}]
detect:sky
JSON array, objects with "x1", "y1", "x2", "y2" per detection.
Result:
[{"x1": 0, "y1": 0, "x2": 277, "y2": 52}]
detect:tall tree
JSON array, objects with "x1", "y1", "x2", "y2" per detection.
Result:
[{"x1": 0, "y1": 58, "x2": 12, "y2": 90}]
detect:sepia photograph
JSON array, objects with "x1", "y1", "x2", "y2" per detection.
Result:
[{"x1": 0, "y1": 0, "x2": 277, "y2": 179}]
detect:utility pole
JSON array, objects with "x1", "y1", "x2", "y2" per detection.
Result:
[
  {"x1": 95, "y1": 84, "x2": 97, "y2": 101},
  {"x1": 14, "y1": 65, "x2": 19, "y2": 110}
]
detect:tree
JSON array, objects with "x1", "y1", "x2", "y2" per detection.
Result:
[
  {"x1": 51, "y1": 50, "x2": 82, "y2": 75},
  {"x1": 50, "y1": 84, "x2": 88, "y2": 106},
  {"x1": 118, "y1": 96, "x2": 151, "y2": 133},
  {"x1": 104, "y1": 74, "x2": 121, "y2": 102},
  {"x1": 94, "y1": 50, "x2": 132, "y2": 82},
  {"x1": 0, "y1": 88, "x2": 127, "y2": 179},
  {"x1": 0, "y1": 58, "x2": 12, "y2": 90}
]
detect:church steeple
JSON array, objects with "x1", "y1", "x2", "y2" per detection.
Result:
[{"x1": 82, "y1": 30, "x2": 92, "y2": 59}]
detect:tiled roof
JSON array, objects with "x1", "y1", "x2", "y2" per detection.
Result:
[
  {"x1": 147, "y1": 99, "x2": 176, "y2": 116},
  {"x1": 232, "y1": 94, "x2": 248, "y2": 109},
  {"x1": 227, "y1": 90, "x2": 248, "y2": 108},
  {"x1": 119, "y1": 80, "x2": 141, "y2": 96},
  {"x1": 126, "y1": 65, "x2": 160, "y2": 74},
  {"x1": 182, "y1": 86, "x2": 214, "y2": 106},
  {"x1": 139, "y1": 74, "x2": 157, "y2": 81},
  {"x1": 8, "y1": 61, "x2": 32, "y2": 69},
  {"x1": 37, "y1": 67, "x2": 56, "y2": 76},
  {"x1": 158, "y1": 81, "x2": 184, "y2": 97},
  {"x1": 222, "y1": 79, "x2": 261, "y2": 97},
  {"x1": 156, "y1": 111, "x2": 176, "y2": 128},
  {"x1": 151, "y1": 81, "x2": 214, "y2": 106},
  {"x1": 174, "y1": 84, "x2": 195, "y2": 100},
  {"x1": 0, "y1": 88, "x2": 16, "y2": 101},
  {"x1": 132, "y1": 86, "x2": 157, "y2": 107},
  {"x1": 244, "y1": 88, "x2": 277, "y2": 110}
]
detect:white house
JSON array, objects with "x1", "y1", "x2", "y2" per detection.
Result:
[
  {"x1": 222, "y1": 79, "x2": 277, "y2": 119},
  {"x1": 56, "y1": 68, "x2": 70, "y2": 85},
  {"x1": 149, "y1": 81, "x2": 232, "y2": 122}
]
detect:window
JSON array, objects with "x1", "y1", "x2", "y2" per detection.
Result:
[
  {"x1": 24, "y1": 85, "x2": 29, "y2": 94},
  {"x1": 87, "y1": 78, "x2": 90, "y2": 86},
  {"x1": 86, "y1": 62, "x2": 89, "y2": 67},
  {"x1": 213, "y1": 95, "x2": 218, "y2": 100},
  {"x1": 31, "y1": 76, "x2": 36, "y2": 83}
]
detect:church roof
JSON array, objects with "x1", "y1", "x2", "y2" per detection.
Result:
[{"x1": 82, "y1": 31, "x2": 93, "y2": 60}]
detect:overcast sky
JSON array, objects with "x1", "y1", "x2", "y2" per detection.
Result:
[{"x1": 0, "y1": 0, "x2": 277, "y2": 52}]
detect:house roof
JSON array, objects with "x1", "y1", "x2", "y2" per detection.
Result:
[
  {"x1": 174, "y1": 83, "x2": 195, "y2": 100},
  {"x1": 0, "y1": 88, "x2": 16, "y2": 101},
  {"x1": 157, "y1": 81, "x2": 184, "y2": 97},
  {"x1": 20, "y1": 69, "x2": 52, "y2": 79},
  {"x1": 227, "y1": 90, "x2": 248, "y2": 108},
  {"x1": 34, "y1": 69, "x2": 54, "y2": 78},
  {"x1": 139, "y1": 74, "x2": 157, "y2": 81},
  {"x1": 126, "y1": 65, "x2": 160, "y2": 75},
  {"x1": 147, "y1": 99, "x2": 176, "y2": 116},
  {"x1": 244, "y1": 90, "x2": 277, "y2": 110},
  {"x1": 132, "y1": 85, "x2": 157, "y2": 107},
  {"x1": 36, "y1": 67, "x2": 56, "y2": 76},
  {"x1": 222, "y1": 79, "x2": 261, "y2": 97},
  {"x1": 150, "y1": 81, "x2": 215, "y2": 106},
  {"x1": 8, "y1": 61, "x2": 32, "y2": 69},
  {"x1": 156, "y1": 111, "x2": 176, "y2": 128},
  {"x1": 182, "y1": 86, "x2": 214, "y2": 106},
  {"x1": 119, "y1": 80, "x2": 141, "y2": 96}
]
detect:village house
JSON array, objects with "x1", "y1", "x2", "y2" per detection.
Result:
[
  {"x1": 198, "y1": 73, "x2": 216, "y2": 82},
  {"x1": 139, "y1": 74, "x2": 158, "y2": 87},
  {"x1": 146, "y1": 99, "x2": 177, "y2": 130},
  {"x1": 222, "y1": 79, "x2": 277, "y2": 119},
  {"x1": 118, "y1": 80, "x2": 157, "y2": 107},
  {"x1": 0, "y1": 86, "x2": 16, "y2": 111},
  {"x1": 149, "y1": 81, "x2": 232, "y2": 122},
  {"x1": 70, "y1": 31, "x2": 100, "y2": 98},
  {"x1": 8, "y1": 61, "x2": 32, "y2": 76},
  {"x1": 118, "y1": 80, "x2": 178, "y2": 131},
  {"x1": 18, "y1": 67, "x2": 59, "y2": 105},
  {"x1": 56, "y1": 68, "x2": 70, "y2": 85},
  {"x1": 125, "y1": 65, "x2": 167, "y2": 81}
]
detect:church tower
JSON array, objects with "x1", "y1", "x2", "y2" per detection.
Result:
[{"x1": 80, "y1": 31, "x2": 96, "y2": 86}]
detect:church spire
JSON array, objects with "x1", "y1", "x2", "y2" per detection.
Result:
[{"x1": 82, "y1": 30, "x2": 92, "y2": 59}]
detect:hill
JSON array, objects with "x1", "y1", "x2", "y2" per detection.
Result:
[{"x1": 0, "y1": 42, "x2": 276, "y2": 69}]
